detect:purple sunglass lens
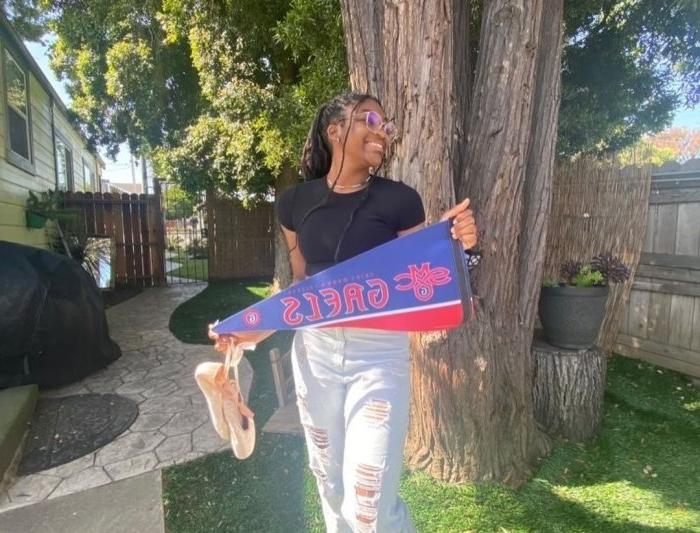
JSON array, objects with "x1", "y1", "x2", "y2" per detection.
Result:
[
  {"x1": 365, "y1": 111, "x2": 396, "y2": 138},
  {"x1": 366, "y1": 111, "x2": 383, "y2": 128}
]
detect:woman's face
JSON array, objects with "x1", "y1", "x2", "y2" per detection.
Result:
[{"x1": 329, "y1": 99, "x2": 391, "y2": 171}]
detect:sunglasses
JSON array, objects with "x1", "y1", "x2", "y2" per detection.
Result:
[{"x1": 353, "y1": 110, "x2": 397, "y2": 140}]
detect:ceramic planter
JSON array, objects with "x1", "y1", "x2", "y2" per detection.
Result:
[{"x1": 538, "y1": 285, "x2": 609, "y2": 350}]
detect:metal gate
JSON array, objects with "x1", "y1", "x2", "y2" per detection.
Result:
[{"x1": 160, "y1": 181, "x2": 208, "y2": 284}]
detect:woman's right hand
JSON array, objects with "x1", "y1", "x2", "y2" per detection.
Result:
[{"x1": 207, "y1": 324, "x2": 274, "y2": 354}]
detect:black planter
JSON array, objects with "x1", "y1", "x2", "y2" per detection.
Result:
[{"x1": 538, "y1": 285, "x2": 609, "y2": 350}]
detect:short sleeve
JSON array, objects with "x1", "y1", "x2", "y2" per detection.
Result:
[
  {"x1": 396, "y1": 185, "x2": 426, "y2": 231},
  {"x1": 276, "y1": 185, "x2": 297, "y2": 231}
]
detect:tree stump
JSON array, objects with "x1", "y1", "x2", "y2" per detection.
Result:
[{"x1": 532, "y1": 336, "x2": 607, "y2": 441}]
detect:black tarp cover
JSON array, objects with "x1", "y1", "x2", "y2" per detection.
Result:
[{"x1": 0, "y1": 241, "x2": 121, "y2": 389}]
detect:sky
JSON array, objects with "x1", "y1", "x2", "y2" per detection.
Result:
[
  {"x1": 24, "y1": 37, "x2": 699, "y2": 184},
  {"x1": 672, "y1": 107, "x2": 700, "y2": 128}
]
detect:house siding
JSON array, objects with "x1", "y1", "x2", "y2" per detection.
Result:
[
  {"x1": 0, "y1": 33, "x2": 101, "y2": 250},
  {"x1": 0, "y1": 63, "x2": 55, "y2": 248}
]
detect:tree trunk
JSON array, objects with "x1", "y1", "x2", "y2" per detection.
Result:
[
  {"x1": 272, "y1": 164, "x2": 297, "y2": 294},
  {"x1": 341, "y1": 0, "x2": 564, "y2": 486},
  {"x1": 532, "y1": 337, "x2": 606, "y2": 441}
]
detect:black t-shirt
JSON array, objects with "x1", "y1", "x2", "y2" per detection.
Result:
[{"x1": 276, "y1": 175, "x2": 426, "y2": 276}]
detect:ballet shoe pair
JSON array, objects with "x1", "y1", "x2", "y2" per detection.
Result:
[{"x1": 195, "y1": 342, "x2": 256, "y2": 460}]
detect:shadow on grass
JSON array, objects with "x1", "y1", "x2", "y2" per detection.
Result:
[
  {"x1": 162, "y1": 327, "x2": 319, "y2": 532},
  {"x1": 162, "y1": 434, "x2": 311, "y2": 533}
]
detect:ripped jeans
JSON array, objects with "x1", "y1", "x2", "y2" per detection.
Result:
[{"x1": 291, "y1": 327, "x2": 416, "y2": 533}]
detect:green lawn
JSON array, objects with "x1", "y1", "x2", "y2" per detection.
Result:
[
  {"x1": 164, "y1": 280, "x2": 700, "y2": 532},
  {"x1": 168, "y1": 258, "x2": 209, "y2": 281},
  {"x1": 168, "y1": 279, "x2": 270, "y2": 343}
]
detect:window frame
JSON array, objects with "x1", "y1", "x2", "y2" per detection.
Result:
[
  {"x1": 54, "y1": 129, "x2": 74, "y2": 191},
  {"x1": 1, "y1": 43, "x2": 34, "y2": 174},
  {"x1": 82, "y1": 156, "x2": 95, "y2": 192}
]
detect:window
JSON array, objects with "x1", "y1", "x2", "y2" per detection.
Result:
[
  {"x1": 82, "y1": 158, "x2": 95, "y2": 192},
  {"x1": 54, "y1": 132, "x2": 73, "y2": 191},
  {"x1": 3, "y1": 47, "x2": 33, "y2": 172}
]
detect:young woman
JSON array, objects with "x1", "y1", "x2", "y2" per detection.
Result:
[{"x1": 211, "y1": 92, "x2": 477, "y2": 532}]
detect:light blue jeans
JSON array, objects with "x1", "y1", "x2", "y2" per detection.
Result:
[{"x1": 291, "y1": 327, "x2": 417, "y2": 533}]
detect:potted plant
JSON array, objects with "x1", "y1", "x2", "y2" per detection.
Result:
[
  {"x1": 25, "y1": 189, "x2": 65, "y2": 229},
  {"x1": 538, "y1": 253, "x2": 630, "y2": 350}
]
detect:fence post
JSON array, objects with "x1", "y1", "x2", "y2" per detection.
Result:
[{"x1": 152, "y1": 179, "x2": 167, "y2": 286}]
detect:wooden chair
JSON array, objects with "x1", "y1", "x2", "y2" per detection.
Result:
[{"x1": 261, "y1": 347, "x2": 303, "y2": 435}]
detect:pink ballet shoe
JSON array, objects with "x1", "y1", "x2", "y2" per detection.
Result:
[
  {"x1": 195, "y1": 342, "x2": 256, "y2": 459},
  {"x1": 194, "y1": 362, "x2": 230, "y2": 440},
  {"x1": 220, "y1": 371, "x2": 256, "y2": 460}
]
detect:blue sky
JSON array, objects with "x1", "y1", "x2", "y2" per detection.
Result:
[
  {"x1": 672, "y1": 107, "x2": 700, "y2": 128},
  {"x1": 24, "y1": 38, "x2": 699, "y2": 183}
]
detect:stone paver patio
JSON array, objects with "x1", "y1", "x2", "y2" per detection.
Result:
[{"x1": 0, "y1": 284, "x2": 253, "y2": 513}]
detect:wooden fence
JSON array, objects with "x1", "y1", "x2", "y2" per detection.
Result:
[
  {"x1": 206, "y1": 190, "x2": 274, "y2": 280},
  {"x1": 544, "y1": 155, "x2": 652, "y2": 354},
  {"x1": 63, "y1": 185, "x2": 166, "y2": 288},
  {"x1": 615, "y1": 159, "x2": 700, "y2": 378}
]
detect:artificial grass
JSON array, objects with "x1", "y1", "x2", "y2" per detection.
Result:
[
  {"x1": 168, "y1": 258, "x2": 209, "y2": 282},
  {"x1": 164, "y1": 280, "x2": 700, "y2": 532},
  {"x1": 168, "y1": 279, "x2": 271, "y2": 344},
  {"x1": 401, "y1": 356, "x2": 700, "y2": 532}
]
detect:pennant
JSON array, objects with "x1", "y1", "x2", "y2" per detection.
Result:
[{"x1": 211, "y1": 220, "x2": 475, "y2": 335}]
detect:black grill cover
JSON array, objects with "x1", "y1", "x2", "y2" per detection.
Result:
[{"x1": 0, "y1": 241, "x2": 121, "y2": 389}]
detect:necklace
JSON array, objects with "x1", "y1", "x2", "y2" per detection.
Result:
[{"x1": 327, "y1": 174, "x2": 372, "y2": 190}]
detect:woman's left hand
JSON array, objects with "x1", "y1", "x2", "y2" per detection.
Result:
[{"x1": 441, "y1": 198, "x2": 478, "y2": 250}]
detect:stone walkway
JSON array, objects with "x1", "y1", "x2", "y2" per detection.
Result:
[
  {"x1": 0, "y1": 471, "x2": 164, "y2": 533},
  {"x1": 0, "y1": 284, "x2": 253, "y2": 513}
]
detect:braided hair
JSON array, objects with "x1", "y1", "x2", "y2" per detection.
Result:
[{"x1": 289, "y1": 92, "x2": 387, "y2": 263}]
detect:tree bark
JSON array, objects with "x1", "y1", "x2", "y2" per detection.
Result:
[
  {"x1": 272, "y1": 163, "x2": 297, "y2": 293},
  {"x1": 341, "y1": 0, "x2": 564, "y2": 486},
  {"x1": 341, "y1": 0, "x2": 470, "y2": 218}
]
